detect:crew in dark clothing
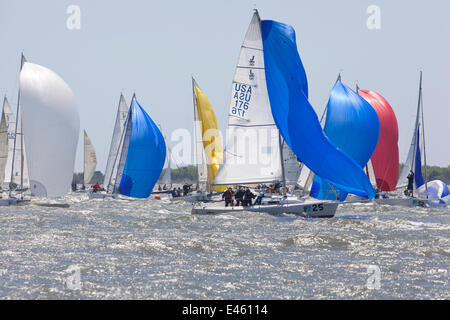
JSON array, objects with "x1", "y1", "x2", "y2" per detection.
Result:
[
  {"x1": 235, "y1": 187, "x2": 245, "y2": 206},
  {"x1": 158, "y1": 185, "x2": 162, "y2": 191},
  {"x1": 182, "y1": 183, "x2": 191, "y2": 196},
  {"x1": 81, "y1": 184, "x2": 86, "y2": 191},
  {"x1": 71, "y1": 182, "x2": 77, "y2": 192},
  {"x1": 407, "y1": 171, "x2": 414, "y2": 196},
  {"x1": 222, "y1": 187, "x2": 234, "y2": 207},
  {"x1": 243, "y1": 188, "x2": 255, "y2": 206}
]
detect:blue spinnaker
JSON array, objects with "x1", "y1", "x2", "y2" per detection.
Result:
[
  {"x1": 310, "y1": 81, "x2": 380, "y2": 200},
  {"x1": 261, "y1": 20, "x2": 375, "y2": 199},
  {"x1": 118, "y1": 98, "x2": 166, "y2": 198},
  {"x1": 414, "y1": 126, "x2": 424, "y2": 188}
]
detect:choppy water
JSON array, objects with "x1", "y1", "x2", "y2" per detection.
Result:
[{"x1": 0, "y1": 194, "x2": 448, "y2": 299}]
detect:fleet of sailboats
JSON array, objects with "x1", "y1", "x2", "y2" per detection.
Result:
[{"x1": 0, "y1": 11, "x2": 447, "y2": 212}]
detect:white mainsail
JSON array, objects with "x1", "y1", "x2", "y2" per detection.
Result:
[
  {"x1": 2, "y1": 97, "x2": 19, "y2": 187},
  {"x1": 83, "y1": 130, "x2": 97, "y2": 185},
  {"x1": 103, "y1": 94, "x2": 129, "y2": 190},
  {"x1": 20, "y1": 61, "x2": 80, "y2": 197},
  {"x1": 398, "y1": 72, "x2": 425, "y2": 189},
  {"x1": 159, "y1": 126, "x2": 172, "y2": 187},
  {"x1": 112, "y1": 103, "x2": 132, "y2": 194},
  {"x1": 213, "y1": 11, "x2": 283, "y2": 185},
  {"x1": 282, "y1": 140, "x2": 301, "y2": 186},
  {"x1": 9, "y1": 106, "x2": 30, "y2": 190},
  {"x1": 160, "y1": 152, "x2": 172, "y2": 186},
  {"x1": 0, "y1": 107, "x2": 8, "y2": 184}
]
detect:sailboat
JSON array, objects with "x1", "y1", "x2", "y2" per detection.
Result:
[
  {"x1": 1, "y1": 54, "x2": 75, "y2": 206},
  {"x1": 90, "y1": 94, "x2": 166, "y2": 199},
  {"x1": 82, "y1": 130, "x2": 97, "y2": 188},
  {"x1": 89, "y1": 93, "x2": 129, "y2": 199},
  {"x1": 170, "y1": 78, "x2": 226, "y2": 202},
  {"x1": 193, "y1": 11, "x2": 375, "y2": 217},
  {"x1": 19, "y1": 55, "x2": 80, "y2": 205},
  {"x1": 392, "y1": 71, "x2": 446, "y2": 207},
  {"x1": 357, "y1": 72, "x2": 448, "y2": 207},
  {"x1": 0, "y1": 96, "x2": 30, "y2": 205}
]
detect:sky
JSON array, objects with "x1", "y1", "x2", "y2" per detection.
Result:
[{"x1": 1, "y1": 0, "x2": 449, "y2": 173}]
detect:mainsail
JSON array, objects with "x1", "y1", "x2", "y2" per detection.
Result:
[
  {"x1": 358, "y1": 89, "x2": 399, "y2": 191},
  {"x1": 113, "y1": 96, "x2": 166, "y2": 198},
  {"x1": 398, "y1": 72, "x2": 427, "y2": 190},
  {"x1": 0, "y1": 105, "x2": 8, "y2": 184},
  {"x1": 192, "y1": 78, "x2": 226, "y2": 192},
  {"x1": 104, "y1": 94, "x2": 129, "y2": 191},
  {"x1": 261, "y1": 19, "x2": 376, "y2": 199},
  {"x1": 1, "y1": 97, "x2": 16, "y2": 187},
  {"x1": 83, "y1": 130, "x2": 97, "y2": 185},
  {"x1": 213, "y1": 11, "x2": 283, "y2": 186},
  {"x1": 20, "y1": 61, "x2": 80, "y2": 197},
  {"x1": 160, "y1": 127, "x2": 172, "y2": 187}
]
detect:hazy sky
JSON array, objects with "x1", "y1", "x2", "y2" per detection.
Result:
[{"x1": 1, "y1": 0, "x2": 449, "y2": 172}]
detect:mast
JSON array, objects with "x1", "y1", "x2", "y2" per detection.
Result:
[{"x1": 9, "y1": 53, "x2": 26, "y2": 198}]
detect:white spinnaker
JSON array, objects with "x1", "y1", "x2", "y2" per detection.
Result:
[
  {"x1": 0, "y1": 109, "x2": 8, "y2": 183},
  {"x1": 213, "y1": 11, "x2": 282, "y2": 186},
  {"x1": 103, "y1": 94, "x2": 128, "y2": 189},
  {"x1": 84, "y1": 130, "x2": 97, "y2": 185},
  {"x1": 20, "y1": 62, "x2": 80, "y2": 197}
]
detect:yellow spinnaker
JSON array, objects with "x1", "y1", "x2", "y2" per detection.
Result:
[{"x1": 194, "y1": 83, "x2": 226, "y2": 192}]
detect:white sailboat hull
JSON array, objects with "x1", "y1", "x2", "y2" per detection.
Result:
[
  {"x1": 192, "y1": 199, "x2": 338, "y2": 218},
  {"x1": 88, "y1": 192, "x2": 116, "y2": 200},
  {"x1": 0, "y1": 197, "x2": 18, "y2": 206},
  {"x1": 374, "y1": 197, "x2": 429, "y2": 207},
  {"x1": 170, "y1": 191, "x2": 217, "y2": 203}
]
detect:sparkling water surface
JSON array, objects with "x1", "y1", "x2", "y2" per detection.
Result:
[{"x1": 0, "y1": 194, "x2": 448, "y2": 299}]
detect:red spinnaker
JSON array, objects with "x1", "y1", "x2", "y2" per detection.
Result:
[{"x1": 358, "y1": 90, "x2": 399, "y2": 191}]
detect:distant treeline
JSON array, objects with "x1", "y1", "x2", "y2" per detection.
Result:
[{"x1": 73, "y1": 164, "x2": 450, "y2": 186}]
